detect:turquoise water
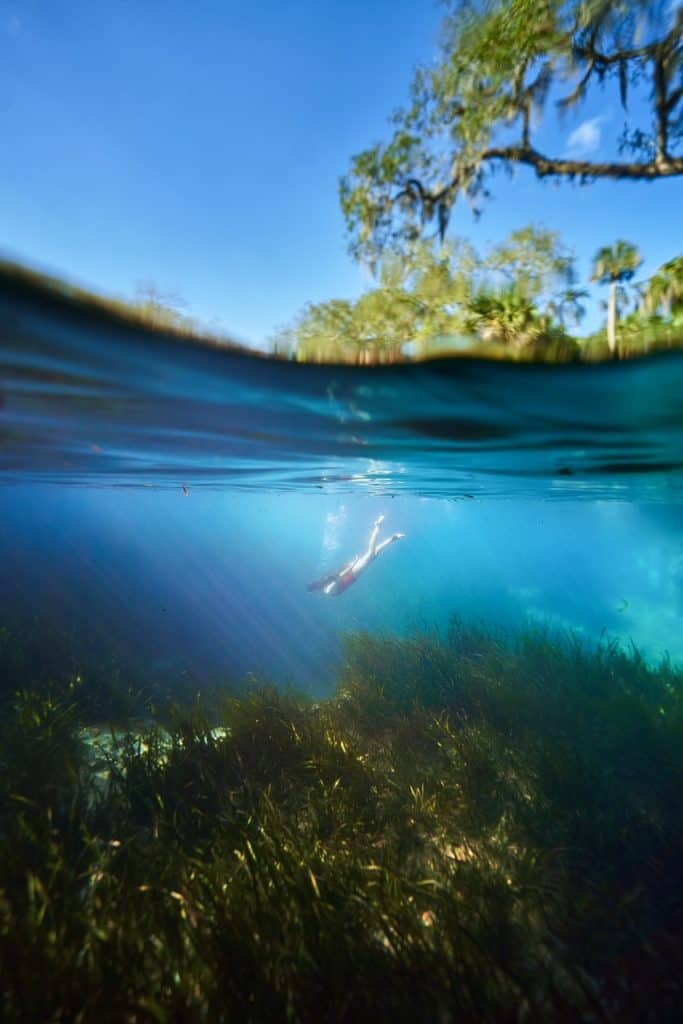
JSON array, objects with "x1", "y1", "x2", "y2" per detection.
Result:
[
  {"x1": 1, "y1": 271, "x2": 681, "y2": 694},
  {"x1": 1, "y1": 488, "x2": 682, "y2": 695}
]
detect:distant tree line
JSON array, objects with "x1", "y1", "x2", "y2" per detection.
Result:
[
  {"x1": 269, "y1": 230, "x2": 683, "y2": 364},
  {"x1": 587, "y1": 250, "x2": 683, "y2": 358},
  {"x1": 131, "y1": 282, "x2": 199, "y2": 333},
  {"x1": 0, "y1": 260, "x2": 246, "y2": 350}
]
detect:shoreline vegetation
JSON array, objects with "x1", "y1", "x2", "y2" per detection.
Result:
[
  {"x1": 267, "y1": 239, "x2": 683, "y2": 365},
  {"x1": 1, "y1": 619, "x2": 681, "y2": 1021},
  {"x1": 2, "y1": 251, "x2": 682, "y2": 367}
]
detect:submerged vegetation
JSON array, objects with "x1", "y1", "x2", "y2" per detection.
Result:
[{"x1": 1, "y1": 620, "x2": 681, "y2": 1022}]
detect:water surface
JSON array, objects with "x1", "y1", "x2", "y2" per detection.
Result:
[
  {"x1": 1, "y1": 273, "x2": 681, "y2": 692},
  {"x1": 2, "y1": 271, "x2": 681, "y2": 500}
]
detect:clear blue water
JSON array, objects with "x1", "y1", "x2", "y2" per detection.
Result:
[{"x1": 1, "y1": 273, "x2": 682, "y2": 696}]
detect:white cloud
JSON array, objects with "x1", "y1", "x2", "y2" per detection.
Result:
[{"x1": 567, "y1": 116, "x2": 604, "y2": 156}]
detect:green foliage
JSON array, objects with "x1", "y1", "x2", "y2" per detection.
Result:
[
  {"x1": 644, "y1": 254, "x2": 683, "y2": 318},
  {"x1": 268, "y1": 228, "x2": 675, "y2": 366},
  {"x1": 485, "y1": 226, "x2": 576, "y2": 303},
  {"x1": 582, "y1": 249, "x2": 683, "y2": 358},
  {"x1": 341, "y1": 1, "x2": 683, "y2": 264},
  {"x1": 591, "y1": 240, "x2": 643, "y2": 287},
  {"x1": 1, "y1": 621, "x2": 682, "y2": 1021},
  {"x1": 132, "y1": 281, "x2": 198, "y2": 333},
  {"x1": 468, "y1": 286, "x2": 536, "y2": 347},
  {"x1": 271, "y1": 226, "x2": 583, "y2": 364},
  {"x1": 280, "y1": 298, "x2": 358, "y2": 363},
  {"x1": 614, "y1": 309, "x2": 683, "y2": 357},
  {"x1": 0, "y1": 618, "x2": 165, "y2": 725}
]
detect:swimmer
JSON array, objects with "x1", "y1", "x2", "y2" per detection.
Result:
[{"x1": 307, "y1": 515, "x2": 405, "y2": 597}]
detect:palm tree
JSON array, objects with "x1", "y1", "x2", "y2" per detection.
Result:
[
  {"x1": 547, "y1": 287, "x2": 589, "y2": 329},
  {"x1": 465, "y1": 286, "x2": 542, "y2": 351},
  {"x1": 644, "y1": 256, "x2": 683, "y2": 321},
  {"x1": 591, "y1": 241, "x2": 643, "y2": 356}
]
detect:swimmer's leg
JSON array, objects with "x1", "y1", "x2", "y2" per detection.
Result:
[
  {"x1": 352, "y1": 516, "x2": 385, "y2": 577},
  {"x1": 375, "y1": 532, "x2": 405, "y2": 558},
  {"x1": 368, "y1": 515, "x2": 384, "y2": 558}
]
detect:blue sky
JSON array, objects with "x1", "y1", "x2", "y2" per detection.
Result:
[{"x1": 2, "y1": 0, "x2": 682, "y2": 346}]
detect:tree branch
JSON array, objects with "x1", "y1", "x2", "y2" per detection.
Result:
[
  {"x1": 557, "y1": 58, "x2": 596, "y2": 110},
  {"x1": 665, "y1": 83, "x2": 683, "y2": 113},
  {"x1": 406, "y1": 146, "x2": 683, "y2": 218},
  {"x1": 352, "y1": 6, "x2": 683, "y2": 257},
  {"x1": 654, "y1": 54, "x2": 670, "y2": 161},
  {"x1": 568, "y1": 10, "x2": 683, "y2": 119},
  {"x1": 480, "y1": 145, "x2": 683, "y2": 181},
  {"x1": 574, "y1": 40, "x2": 658, "y2": 67},
  {"x1": 573, "y1": 9, "x2": 682, "y2": 71}
]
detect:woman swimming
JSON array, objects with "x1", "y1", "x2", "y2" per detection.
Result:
[{"x1": 307, "y1": 515, "x2": 405, "y2": 596}]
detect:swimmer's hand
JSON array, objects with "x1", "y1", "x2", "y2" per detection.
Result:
[
  {"x1": 394, "y1": 532, "x2": 405, "y2": 540},
  {"x1": 375, "y1": 514, "x2": 385, "y2": 527}
]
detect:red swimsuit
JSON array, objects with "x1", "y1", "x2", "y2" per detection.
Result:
[{"x1": 334, "y1": 566, "x2": 357, "y2": 595}]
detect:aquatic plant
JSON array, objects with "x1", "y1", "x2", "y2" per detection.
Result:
[
  {"x1": 0, "y1": 621, "x2": 681, "y2": 1021},
  {"x1": 0, "y1": 616, "x2": 239, "y2": 726}
]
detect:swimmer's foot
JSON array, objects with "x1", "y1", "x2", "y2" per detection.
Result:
[
  {"x1": 394, "y1": 532, "x2": 405, "y2": 540},
  {"x1": 375, "y1": 514, "x2": 385, "y2": 527}
]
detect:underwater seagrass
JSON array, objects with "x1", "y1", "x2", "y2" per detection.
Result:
[{"x1": 0, "y1": 621, "x2": 681, "y2": 1023}]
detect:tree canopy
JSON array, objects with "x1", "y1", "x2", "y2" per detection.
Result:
[
  {"x1": 341, "y1": 0, "x2": 683, "y2": 264},
  {"x1": 269, "y1": 226, "x2": 582, "y2": 363},
  {"x1": 270, "y1": 230, "x2": 682, "y2": 364},
  {"x1": 591, "y1": 240, "x2": 643, "y2": 287},
  {"x1": 644, "y1": 254, "x2": 683, "y2": 316}
]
